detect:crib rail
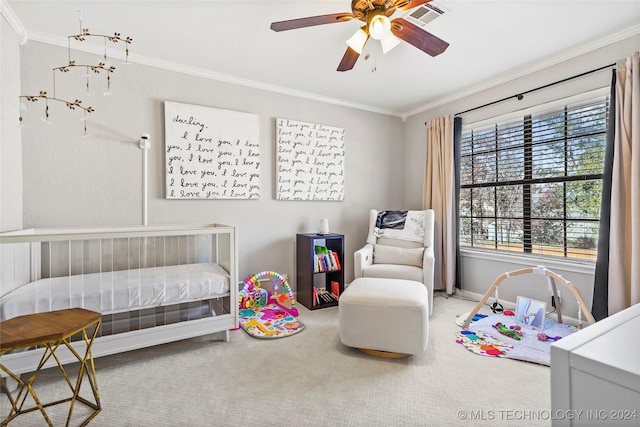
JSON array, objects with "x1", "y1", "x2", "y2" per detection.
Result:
[
  {"x1": 0, "y1": 224, "x2": 237, "y2": 299},
  {"x1": 0, "y1": 223, "x2": 234, "y2": 242},
  {"x1": 0, "y1": 224, "x2": 238, "y2": 376}
]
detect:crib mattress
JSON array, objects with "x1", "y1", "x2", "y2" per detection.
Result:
[{"x1": 0, "y1": 263, "x2": 230, "y2": 321}]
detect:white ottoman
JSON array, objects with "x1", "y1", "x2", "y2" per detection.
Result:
[{"x1": 339, "y1": 277, "x2": 429, "y2": 356}]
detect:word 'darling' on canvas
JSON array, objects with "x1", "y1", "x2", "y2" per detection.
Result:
[
  {"x1": 164, "y1": 101, "x2": 260, "y2": 199},
  {"x1": 276, "y1": 118, "x2": 345, "y2": 201}
]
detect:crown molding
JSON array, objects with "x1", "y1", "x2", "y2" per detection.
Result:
[
  {"x1": 0, "y1": 0, "x2": 27, "y2": 44},
  {"x1": 25, "y1": 30, "x2": 404, "y2": 118},
  {"x1": 16, "y1": 16, "x2": 638, "y2": 120},
  {"x1": 404, "y1": 23, "x2": 640, "y2": 119}
]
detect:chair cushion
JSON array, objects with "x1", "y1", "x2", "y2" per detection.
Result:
[
  {"x1": 376, "y1": 237, "x2": 423, "y2": 249},
  {"x1": 362, "y1": 264, "x2": 424, "y2": 283},
  {"x1": 373, "y1": 245, "x2": 424, "y2": 267},
  {"x1": 340, "y1": 278, "x2": 428, "y2": 307}
]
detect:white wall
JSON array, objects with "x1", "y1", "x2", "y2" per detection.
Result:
[
  {"x1": 0, "y1": 14, "x2": 23, "y2": 232},
  {"x1": 16, "y1": 41, "x2": 405, "y2": 289},
  {"x1": 403, "y1": 34, "x2": 640, "y2": 318}
]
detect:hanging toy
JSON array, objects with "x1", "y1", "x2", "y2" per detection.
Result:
[
  {"x1": 240, "y1": 271, "x2": 299, "y2": 317},
  {"x1": 490, "y1": 287, "x2": 504, "y2": 314}
]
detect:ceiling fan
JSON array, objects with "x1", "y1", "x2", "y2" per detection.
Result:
[{"x1": 270, "y1": 0, "x2": 449, "y2": 72}]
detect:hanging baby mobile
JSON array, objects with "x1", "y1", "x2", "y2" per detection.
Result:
[
  {"x1": 19, "y1": 12, "x2": 132, "y2": 135},
  {"x1": 238, "y1": 271, "x2": 304, "y2": 339}
]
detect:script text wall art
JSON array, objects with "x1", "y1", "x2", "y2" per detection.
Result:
[
  {"x1": 276, "y1": 118, "x2": 345, "y2": 201},
  {"x1": 164, "y1": 101, "x2": 260, "y2": 199}
]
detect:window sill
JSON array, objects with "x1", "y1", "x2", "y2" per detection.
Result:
[{"x1": 460, "y1": 248, "x2": 596, "y2": 275}]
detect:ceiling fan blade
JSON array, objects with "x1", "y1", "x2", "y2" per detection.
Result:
[
  {"x1": 337, "y1": 47, "x2": 361, "y2": 72},
  {"x1": 270, "y1": 13, "x2": 354, "y2": 32},
  {"x1": 391, "y1": 17, "x2": 449, "y2": 57},
  {"x1": 395, "y1": 0, "x2": 432, "y2": 11}
]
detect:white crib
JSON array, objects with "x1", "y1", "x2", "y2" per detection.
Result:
[{"x1": 0, "y1": 224, "x2": 238, "y2": 376}]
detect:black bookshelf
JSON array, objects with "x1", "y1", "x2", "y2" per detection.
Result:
[{"x1": 296, "y1": 233, "x2": 344, "y2": 310}]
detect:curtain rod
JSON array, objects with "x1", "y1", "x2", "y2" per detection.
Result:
[{"x1": 424, "y1": 63, "x2": 615, "y2": 125}]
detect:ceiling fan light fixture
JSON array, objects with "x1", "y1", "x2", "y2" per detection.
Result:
[
  {"x1": 270, "y1": 1, "x2": 450, "y2": 72},
  {"x1": 380, "y1": 34, "x2": 400, "y2": 54},
  {"x1": 368, "y1": 15, "x2": 391, "y2": 40},
  {"x1": 346, "y1": 28, "x2": 368, "y2": 54}
]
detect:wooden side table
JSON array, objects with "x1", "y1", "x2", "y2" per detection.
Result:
[{"x1": 0, "y1": 308, "x2": 102, "y2": 426}]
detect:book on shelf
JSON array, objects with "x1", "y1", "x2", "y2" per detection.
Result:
[
  {"x1": 331, "y1": 251, "x2": 341, "y2": 270},
  {"x1": 327, "y1": 250, "x2": 337, "y2": 270},
  {"x1": 314, "y1": 287, "x2": 338, "y2": 305},
  {"x1": 331, "y1": 281, "x2": 340, "y2": 300},
  {"x1": 313, "y1": 245, "x2": 341, "y2": 273}
]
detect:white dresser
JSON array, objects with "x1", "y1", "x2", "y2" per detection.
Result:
[{"x1": 550, "y1": 303, "x2": 640, "y2": 426}]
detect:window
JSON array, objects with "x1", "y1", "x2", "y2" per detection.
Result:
[{"x1": 459, "y1": 94, "x2": 609, "y2": 260}]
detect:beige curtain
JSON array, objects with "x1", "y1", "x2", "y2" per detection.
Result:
[
  {"x1": 424, "y1": 115, "x2": 455, "y2": 294},
  {"x1": 608, "y1": 51, "x2": 640, "y2": 315}
]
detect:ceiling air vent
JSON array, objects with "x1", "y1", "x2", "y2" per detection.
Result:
[{"x1": 403, "y1": 3, "x2": 445, "y2": 28}]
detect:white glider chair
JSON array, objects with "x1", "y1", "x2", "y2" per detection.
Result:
[{"x1": 353, "y1": 209, "x2": 435, "y2": 316}]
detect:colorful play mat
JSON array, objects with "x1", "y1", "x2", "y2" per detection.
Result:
[
  {"x1": 455, "y1": 312, "x2": 577, "y2": 366},
  {"x1": 238, "y1": 271, "x2": 304, "y2": 339}
]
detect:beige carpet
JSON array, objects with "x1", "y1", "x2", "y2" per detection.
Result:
[{"x1": 1, "y1": 295, "x2": 551, "y2": 426}]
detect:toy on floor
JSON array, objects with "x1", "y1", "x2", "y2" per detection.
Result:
[
  {"x1": 456, "y1": 330, "x2": 513, "y2": 357},
  {"x1": 238, "y1": 271, "x2": 304, "y2": 339},
  {"x1": 455, "y1": 312, "x2": 488, "y2": 327},
  {"x1": 240, "y1": 270, "x2": 299, "y2": 316},
  {"x1": 456, "y1": 267, "x2": 597, "y2": 366},
  {"x1": 493, "y1": 322, "x2": 523, "y2": 340},
  {"x1": 537, "y1": 332, "x2": 562, "y2": 342},
  {"x1": 467, "y1": 313, "x2": 488, "y2": 322},
  {"x1": 456, "y1": 312, "x2": 577, "y2": 365}
]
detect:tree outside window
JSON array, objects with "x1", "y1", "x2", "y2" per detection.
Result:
[{"x1": 459, "y1": 97, "x2": 608, "y2": 260}]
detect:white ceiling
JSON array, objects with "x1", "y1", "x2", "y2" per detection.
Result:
[{"x1": 5, "y1": 0, "x2": 640, "y2": 117}]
